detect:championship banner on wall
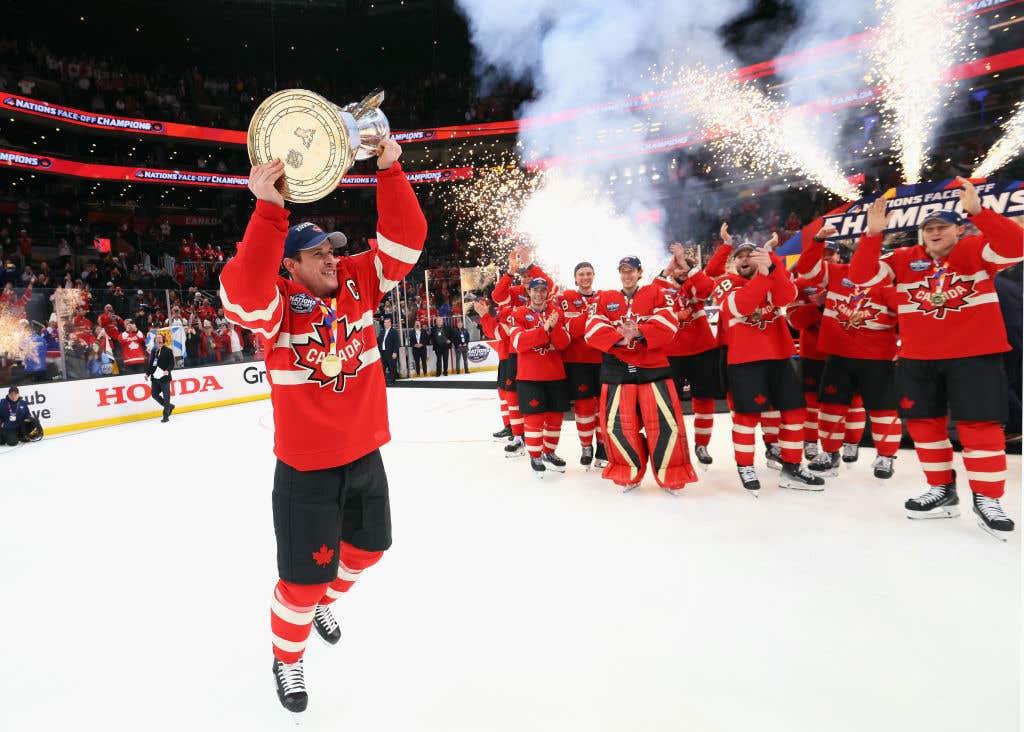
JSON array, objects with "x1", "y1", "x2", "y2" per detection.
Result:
[
  {"x1": 0, "y1": 148, "x2": 473, "y2": 189},
  {"x1": 22, "y1": 361, "x2": 273, "y2": 437},
  {"x1": 776, "y1": 179, "x2": 1024, "y2": 255}
]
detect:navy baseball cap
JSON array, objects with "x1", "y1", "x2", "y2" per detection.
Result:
[
  {"x1": 824, "y1": 240, "x2": 841, "y2": 251},
  {"x1": 919, "y1": 210, "x2": 964, "y2": 228},
  {"x1": 283, "y1": 222, "x2": 348, "y2": 260},
  {"x1": 618, "y1": 256, "x2": 641, "y2": 270},
  {"x1": 527, "y1": 277, "x2": 549, "y2": 290},
  {"x1": 731, "y1": 239, "x2": 757, "y2": 253}
]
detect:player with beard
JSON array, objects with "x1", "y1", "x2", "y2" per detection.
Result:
[
  {"x1": 509, "y1": 277, "x2": 571, "y2": 476},
  {"x1": 584, "y1": 256, "x2": 698, "y2": 493},
  {"x1": 556, "y1": 262, "x2": 607, "y2": 468},
  {"x1": 653, "y1": 243, "x2": 721, "y2": 467},
  {"x1": 712, "y1": 239, "x2": 825, "y2": 494},
  {"x1": 850, "y1": 178, "x2": 1023, "y2": 539},
  {"x1": 219, "y1": 142, "x2": 427, "y2": 716}
]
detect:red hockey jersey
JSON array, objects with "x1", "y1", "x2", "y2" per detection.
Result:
[
  {"x1": 478, "y1": 312, "x2": 509, "y2": 361},
  {"x1": 786, "y1": 278, "x2": 827, "y2": 361},
  {"x1": 119, "y1": 330, "x2": 147, "y2": 365},
  {"x1": 220, "y1": 163, "x2": 427, "y2": 471},
  {"x1": 584, "y1": 284, "x2": 678, "y2": 368},
  {"x1": 556, "y1": 289, "x2": 602, "y2": 364},
  {"x1": 849, "y1": 207, "x2": 1023, "y2": 360},
  {"x1": 491, "y1": 265, "x2": 551, "y2": 309},
  {"x1": 704, "y1": 243, "x2": 733, "y2": 346},
  {"x1": 509, "y1": 304, "x2": 570, "y2": 380},
  {"x1": 652, "y1": 270, "x2": 718, "y2": 356},
  {"x1": 713, "y1": 253, "x2": 797, "y2": 365},
  {"x1": 796, "y1": 241, "x2": 898, "y2": 360}
]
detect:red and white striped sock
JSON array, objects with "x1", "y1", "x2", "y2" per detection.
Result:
[
  {"x1": 761, "y1": 410, "x2": 781, "y2": 447},
  {"x1": 803, "y1": 393, "x2": 819, "y2": 445},
  {"x1": 843, "y1": 395, "x2": 866, "y2": 445},
  {"x1": 692, "y1": 397, "x2": 715, "y2": 447},
  {"x1": 318, "y1": 543, "x2": 383, "y2": 606},
  {"x1": 817, "y1": 402, "x2": 848, "y2": 453},
  {"x1": 574, "y1": 397, "x2": 598, "y2": 447},
  {"x1": 505, "y1": 390, "x2": 524, "y2": 438},
  {"x1": 524, "y1": 413, "x2": 545, "y2": 459},
  {"x1": 498, "y1": 391, "x2": 510, "y2": 427},
  {"x1": 543, "y1": 411, "x2": 563, "y2": 454},
  {"x1": 905, "y1": 417, "x2": 954, "y2": 486},
  {"x1": 271, "y1": 580, "x2": 326, "y2": 664},
  {"x1": 957, "y1": 421, "x2": 1007, "y2": 498},
  {"x1": 732, "y1": 412, "x2": 759, "y2": 466},
  {"x1": 778, "y1": 409, "x2": 806, "y2": 464},
  {"x1": 869, "y1": 410, "x2": 901, "y2": 457}
]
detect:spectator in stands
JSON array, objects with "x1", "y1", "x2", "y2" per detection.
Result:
[
  {"x1": 98, "y1": 303, "x2": 124, "y2": 342},
  {"x1": 85, "y1": 340, "x2": 114, "y2": 377},
  {"x1": 184, "y1": 325, "x2": 200, "y2": 368},
  {"x1": 451, "y1": 316, "x2": 471, "y2": 375},
  {"x1": 219, "y1": 321, "x2": 243, "y2": 363},
  {"x1": 0, "y1": 386, "x2": 33, "y2": 446},
  {"x1": 18, "y1": 320, "x2": 47, "y2": 385},
  {"x1": 409, "y1": 319, "x2": 429, "y2": 376},
  {"x1": 16, "y1": 229, "x2": 32, "y2": 266},
  {"x1": 198, "y1": 321, "x2": 220, "y2": 364},
  {"x1": 119, "y1": 320, "x2": 148, "y2": 374}
]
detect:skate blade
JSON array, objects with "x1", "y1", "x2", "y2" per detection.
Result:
[
  {"x1": 504, "y1": 451, "x2": 525, "y2": 459},
  {"x1": 593, "y1": 460, "x2": 609, "y2": 469},
  {"x1": 543, "y1": 464, "x2": 567, "y2": 473},
  {"x1": 766, "y1": 461, "x2": 783, "y2": 472},
  {"x1": 905, "y1": 508, "x2": 960, "y2": 520},
  {"x1": 779, "y1": 481, "x2": 825, "y2": 492},
  {"x1": 976, "y1": 519, "x2": 1010, "y2": 542},
  {"x1": 698, "y1": 461, "x2": 712, "y2": 471},
  {"x1": 621, "y1": 484, "x2": 640, "y2": 493},
  {"x1": 661, "y1": 487, "x2": 682, "y2": 496},
  {"x1": 746, "y1": 489, "x2": 760, "y2": 499},
  {"x1": 532, "y1": 472, "x2": 547, "y2": 480}
]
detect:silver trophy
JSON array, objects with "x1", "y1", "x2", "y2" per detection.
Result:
[{"x1": 337, "y1": 89, "x2": 391, "y2": 161}]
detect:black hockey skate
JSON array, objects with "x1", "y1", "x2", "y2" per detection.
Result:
[
  {"x1": 504, "y1": 436, "x2": 525, "y2": 457},
  {"x1": 694, "y1": 445, "x2": 713, "y2": 466},
  {"x1": 492, "y1": 425, "x2": 513, "y2": 441},
  {"x1": 803, "y1": 441, "x2": 819, "y2": 461},
  {"x1": 871, "y1": 454, "x2": 895, "y2": 479},
  {"x1": 807, "y1": 450, "x2": 839, "y2": 477},
  {"x1": 905, "y1": 472, "x2": 959, "y2": 519},
  {"x1": 273, "y1": 658, "x2": 308, "y2": 716},
  {"x1": 764, "y1": 444, "x2": 783, "y2": 470},
  {"x1": 580, "y1": 445, "x2": 594, "y2": 466},
  {"x1": 841, "y1": 442, "x2": 859, "y2": 463},
  {"x1": 530, "y1": 456, "x2": 546, "y2": 477},
  {"x1": 779, "y1": 462, "x2": 825, "y2": 491},
  {"x1": 542, "y1": 452, "x2": 566, "y2": 473},
  {"x1": 312, "y1": 604, "x2": 340, "y2": 645},
  {"x1": 593, "y1": 442, "x2": 609, "y2": 468},
  {"x1": 972, "y1": 493, "x2": 1014, "y2": 541},
  {"x1": 737, "y1": 465, "x2": 760, "y2": 496}
]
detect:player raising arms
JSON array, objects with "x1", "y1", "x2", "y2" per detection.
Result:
[
  {"x1": 712, "y1": 237, "x2": 825, "y2": 495},
  {"x1": 585, "y1": 255, "x2": 698, "y2": 493},
  {"x1": 849, "y1": 177, "x2": 1023, "y2": 539},
  {"x1": 219, "y1": 141, "x2": 427, "y2": 716}
]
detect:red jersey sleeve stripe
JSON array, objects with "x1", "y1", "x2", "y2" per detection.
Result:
[
  {"x1": 220, "y1": 284, "x2": 283, "y2": 340},
  {"x1": 376, "y1": 231, "x2": 422, "y2": 265}
]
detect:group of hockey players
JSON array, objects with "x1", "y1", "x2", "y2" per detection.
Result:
[{"x1": 473, "y1": 177, "x2": 1022, "y2": 541}]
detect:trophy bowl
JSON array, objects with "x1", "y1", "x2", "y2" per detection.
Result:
[{"x1": 248, "y1": 88, "x2": 390, "y2": 203}]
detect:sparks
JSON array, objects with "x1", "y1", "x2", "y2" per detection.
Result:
[
  {"x1": 868, "y1": 0, "x2": 968, "y2": 184},
  {"x1": 660, "y1": 63, "x2": 862, "y2": 201},
  {"x1": 972, "y1": 100, "x2": 1024, "y2": 179}
]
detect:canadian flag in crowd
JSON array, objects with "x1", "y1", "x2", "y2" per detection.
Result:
[{"x1": 93, "y1": 236, "x2": 111, "y2": 253}]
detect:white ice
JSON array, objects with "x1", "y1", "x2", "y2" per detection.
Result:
[{"x1": 1, "y1": 388, "x2": 1019, "y2": 731}]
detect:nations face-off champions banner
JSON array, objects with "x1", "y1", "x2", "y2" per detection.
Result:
[
  {"x1": 776, "y1": 179, "x2": 1024, "y2": 255},
  {"x1": 21, "y1": 361, "x2": 273, "y2": 437}
]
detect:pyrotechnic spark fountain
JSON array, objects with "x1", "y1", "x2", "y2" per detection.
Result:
[
  {"x1": 972, "y1": 100, "x2": 1024, "y2": 179},
  {"x1": 659, "y1": 63, "x2": 862, "y2": 201},
  {"x1": 868, "y1": 0, "x2": 968, "y2": 184}
]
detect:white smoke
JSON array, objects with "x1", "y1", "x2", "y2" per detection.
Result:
[{"x1": 455, "y1": 0, "x2": 747, "y2": 289}]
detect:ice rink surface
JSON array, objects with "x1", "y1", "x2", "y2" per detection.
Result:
[{"x1": 1, "y1": 387, "x2": 1019, "y2": 732}]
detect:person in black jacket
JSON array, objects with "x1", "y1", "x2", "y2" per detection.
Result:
[
  {"x1": 0, "y1": 386, "x2": 33, "y2": 446},
  {"x1": 146, "y1": 333, "x2": 176, "y2": 422},
  {"x1": 409, "y1": 319, "x2": 430, "y2": 376},
  {"x1": 378, "y1": 316, "x2": 400, "y2": 385},
  {"x1": 430, "y1": 316, "x2": 452, "y2": 376}
]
